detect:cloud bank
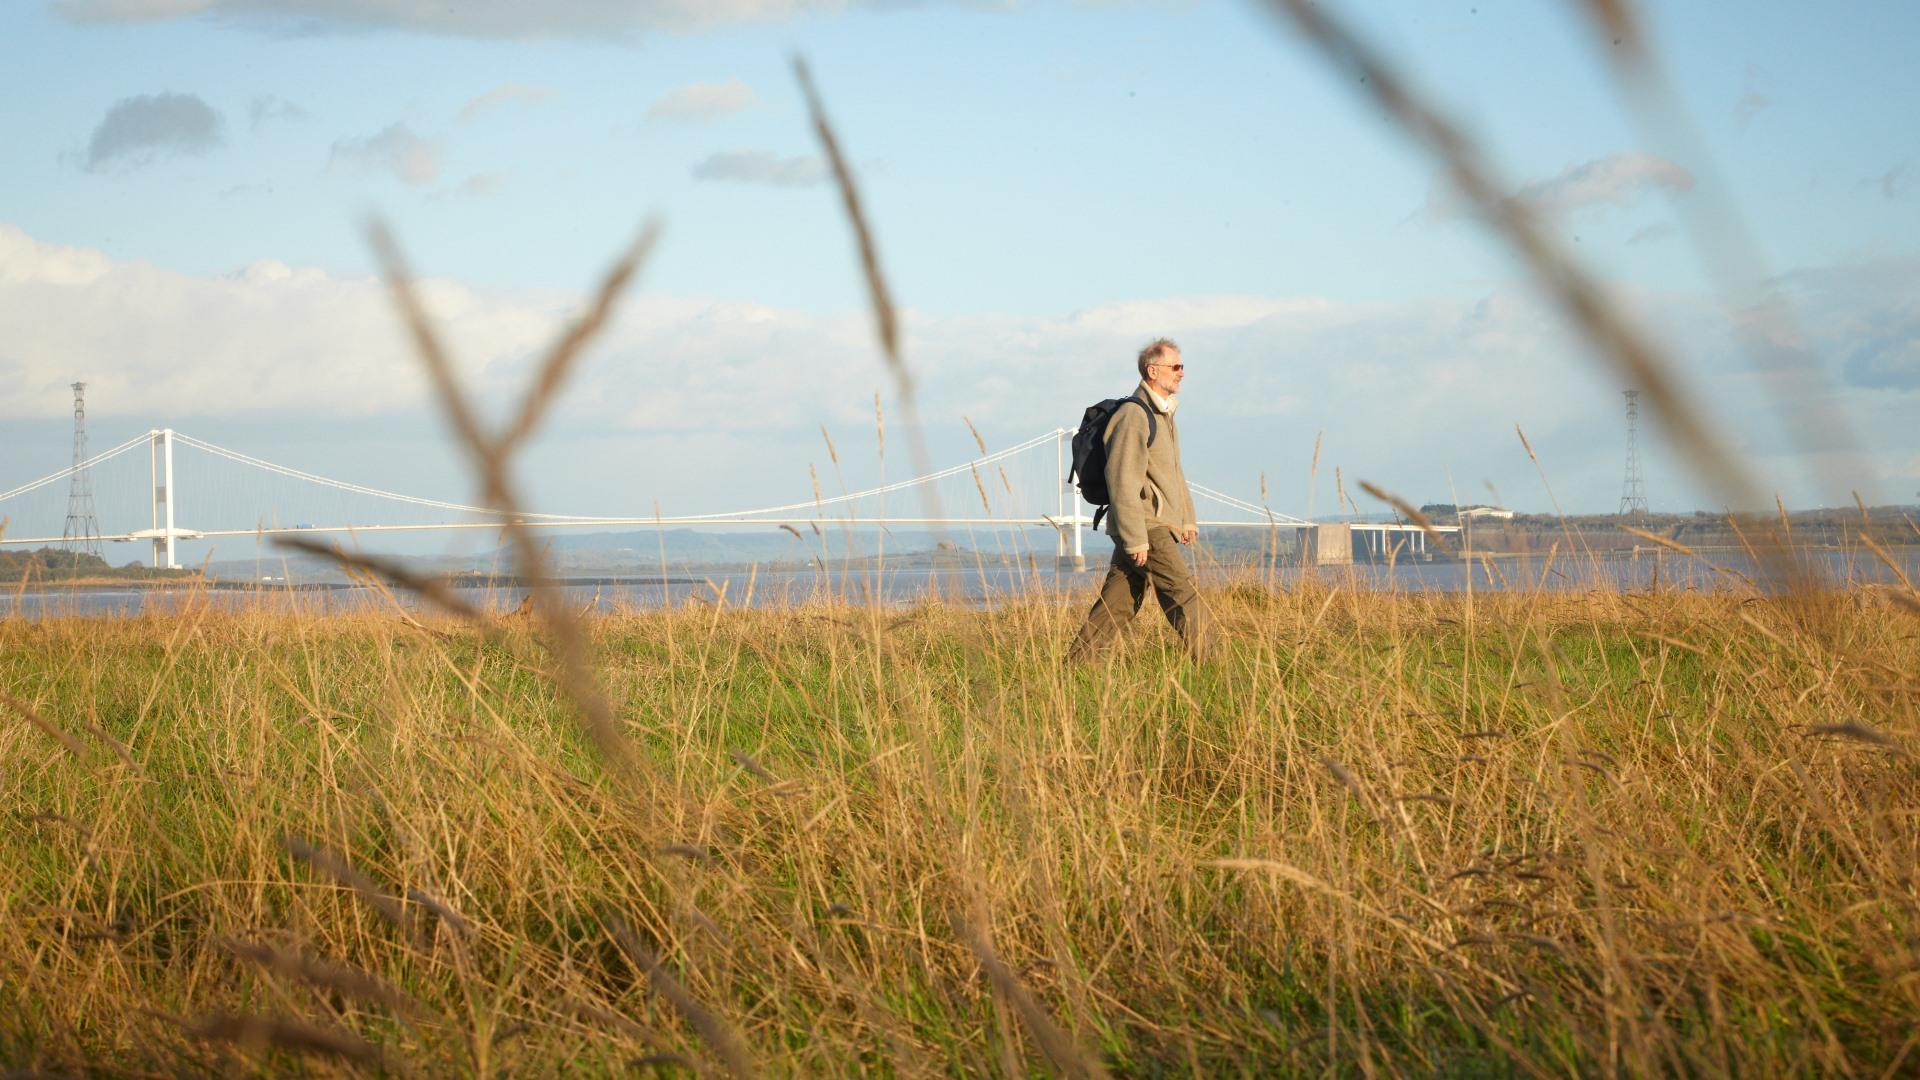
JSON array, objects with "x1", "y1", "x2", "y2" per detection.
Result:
[
  {"x1": 82, "y1": 92, "x2": 224, "y2": 172},
  {"x1": 3, "y1": 224, "x2": 1913, "y2": 512}
]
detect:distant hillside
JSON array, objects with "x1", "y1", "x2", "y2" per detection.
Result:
[
  {"x1": 1448, "y1": 505, "x2": 1920, "y2": 553},
  {"x1": 1, "y1": 547, "x2": 191, "y2": 582}
]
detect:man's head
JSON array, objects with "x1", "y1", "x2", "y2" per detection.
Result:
[{"x1": 1137, "y1": 337, "x2": 1184, "y2": 397}]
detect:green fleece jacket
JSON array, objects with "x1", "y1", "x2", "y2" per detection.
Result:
[{"x1": 1102, "y1": 382, "x2": 1197, "y2": 555}]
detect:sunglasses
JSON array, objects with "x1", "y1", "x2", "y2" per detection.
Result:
[{"x1": 1156, "y1": 363, "x2": 1185, "y2": 372}]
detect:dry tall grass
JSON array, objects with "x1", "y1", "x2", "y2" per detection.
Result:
[{"x1": 3, "y1": 579, "x2": 1916, "y2": 1074}]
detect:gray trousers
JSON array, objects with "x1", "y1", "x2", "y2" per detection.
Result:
[{"x1": 1069, "y1": 525, "x2": 1217, "y2": 662}]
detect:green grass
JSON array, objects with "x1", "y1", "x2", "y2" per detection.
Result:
[{"x1": 2, "y1": 577, "x2": 1916, "y2": 1075}]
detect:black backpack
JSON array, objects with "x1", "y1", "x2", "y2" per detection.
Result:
[{"x1": 1068, "y1": 392, "x2": 1157, "y2": 531}]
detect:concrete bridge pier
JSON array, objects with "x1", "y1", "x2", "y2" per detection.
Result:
[{"x1": 1307, "y1": 523, "x2": 1353, "y2": 566}]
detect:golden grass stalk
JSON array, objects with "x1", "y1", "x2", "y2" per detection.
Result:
[
  {"x1": 284, "y1": 833, "x2": 413, "y2": 934},
  {"x1": 794, "y1": 58, "x2": 900, "y2": 394},
  {"x1": 364, "y1": 220, "x2": 649, "y2": 784},
  {"x1": 2, "y1": 688, "x2": 89, "y2": 760},
  {"x1": 218, "y1": 937, "x2": 427, "y2": 1018},
  {"x1": 1357, "y1": 481, "x2": 1451, "y2": 553},
  {"x1": 273, "y1": 535, "x2": 486, "y2": 624},
  {"x1": 952, "y1": 913, "x2": 1110, "y2": 1080},
  {"x1": 177, "y1": 1011, "x2": 388, "y2": 1069},
  {"x1": 794, "y1": 55, "x2": 945, "y2": 533},
  {"x1": 604, "y1": 911, "x2": 757, "y2": 1078}
]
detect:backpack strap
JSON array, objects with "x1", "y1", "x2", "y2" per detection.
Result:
[
  {"x1": 1121, "y1": 388, "x2": 1159, "y2": 443},
  {"x1": 1127, "y1": 392, "x2": 1158, "y2": 448}
]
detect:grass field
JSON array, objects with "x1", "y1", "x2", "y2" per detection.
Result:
[
  {"x1": 3, "y1": 571, "x2": 1916, "y2": 1076},
  {"x1": 6, "y1": 1, "x2": 1910, "y2": 1073}
]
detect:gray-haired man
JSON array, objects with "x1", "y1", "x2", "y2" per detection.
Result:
[{"x1": 1069, "y1": 338, "x2": 1217, "y2": 662}]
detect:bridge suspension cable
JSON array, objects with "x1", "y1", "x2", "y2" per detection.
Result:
[
  {"x1": 173, "y1": 427, "x2": 1065, "y2": 525},
  {"x1": 665, "y1": 429, "x2": 1062, "y2": 522},
  {"x1": 173, "y1": 433, "x2": 560, "y2": 520},
  {"x1": 0, "y1": 431, "x2": 152, "y2": 505},
  {"x1": 1190, "y1": 483, "x2": 1310, "y2": 525}
]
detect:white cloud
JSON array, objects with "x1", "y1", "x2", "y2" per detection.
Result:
[
  {"x1": 53, "y1": 0, "x2": 910, "y2": 38},
  {"x1": 1771, "y1": 259, "x2": 1920, "y2": 393},
  {"x1": 1735, "y1": 65, "x2": 1773, "y2": 128},
  {"x1": 647, "y1": 80, "x2": 757, "y2": 122},
  {"x1": 1845, "y1": 333, "x2": 1920, "y2": 391},
  {"x1": 690, "y1": 150, "x2": 827, "y2": 187},
  {"x1": 0, "y1": 227, "x2": 116, "y2": 286},
  {"x1": 56, "y1": 0, "x2": 210, "y2": 18},
  {"x1": 1425, "y1": 152, "x2": 1694, "y2": 222},
  {"x1": 248, "y1": 95, "x2": 308, "y2": 132},
  {"x1": 1516, "y1": 153, "x2": 1694, "y2": 216},
  {"x1": 328, "y1": 123, "x2": 441, "y2": 186},
  {"x1": 457, "y1": 82, "x2": 553, "y2": 123},
  {"x1": 1880, "y1": 162, "x2": 1913, "y2": 201},
  {"x1": 1628, "y1": 223, "x2": 1675, "y2": 246},
  {"x1": 82, "y1": 92, "x2": 224, "y2": 172},
  {"x1": 0, "y1": 222, "x2": 551, "y2": 422},
  {"x1": 431, "y1": 172, "x2": 508, "y2": 201}
]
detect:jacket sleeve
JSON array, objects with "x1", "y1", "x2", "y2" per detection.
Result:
[
  {"x1": 1177, "y1": 460, "x2": 1198, "y2": 534},
  {"x1": 1103, "y1": 403, "x2": 1153, "y2": 555}
]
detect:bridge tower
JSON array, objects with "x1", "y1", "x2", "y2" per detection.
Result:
[
  {"x1": 61, "y1": 382, "x2": 103, "y2": 558},
  {"x1": 150, "y1": 428, "x2": 178, "y2": 569},
  {"x1": 1618, "y1": 389, "x2": 1649, "y2": 517},
  {"x1": 1055, "y1": 427, "x2": 1085, "y2": 572}
]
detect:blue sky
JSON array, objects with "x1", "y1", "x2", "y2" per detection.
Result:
[{"x1": 2, "y1": 0, "x2": 1917, "y2": 560}]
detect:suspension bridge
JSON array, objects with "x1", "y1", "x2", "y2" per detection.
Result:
[{"x1": 0, "y1": 427, "x2": 1451, "y2": 570}]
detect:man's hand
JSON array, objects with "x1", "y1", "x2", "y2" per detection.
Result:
[
  {"x1": 1179, "y1": 527, "x2": 1197, "y2": 545},
  {"x1": 1131, "y1": 550, "x2": 1150, "y2": 567}
]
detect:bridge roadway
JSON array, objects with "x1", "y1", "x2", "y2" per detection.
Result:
[{"x1": 0, "y1": 427, "x2": 1458, "y2": 568}]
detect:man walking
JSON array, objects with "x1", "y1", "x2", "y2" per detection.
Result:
[{"x1": 1069, "y1": 338, "x2": 1217, "y2": 663}]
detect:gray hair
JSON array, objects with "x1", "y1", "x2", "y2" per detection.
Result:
[{"x1": 1137, "y1": 338, "x2": 1180, "y2": 379}]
